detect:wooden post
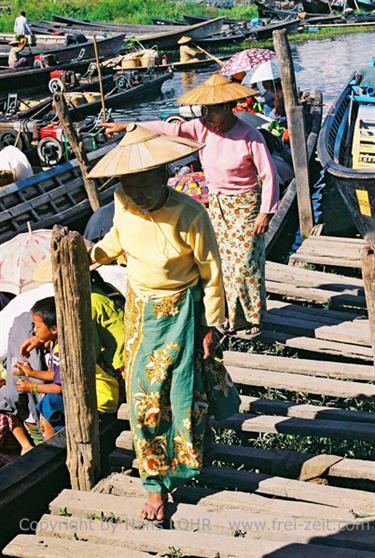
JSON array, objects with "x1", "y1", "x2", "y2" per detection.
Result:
[
  {"x1": 51, "y1": 225, "x2": 101, "y2": 490},
  {"x1": 53, "y1": 93, "x2": 101, "y2": 211},
  {"x1": 361, "y1": 244, "x2": 375, "y2": 368},
  {"x1": 273, "y1": 29, "x2": 314, "y2": 239}
]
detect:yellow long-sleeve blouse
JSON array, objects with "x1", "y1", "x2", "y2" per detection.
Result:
[{"x1": 91, "y1": 186, "x2": 225, "y2": 327}]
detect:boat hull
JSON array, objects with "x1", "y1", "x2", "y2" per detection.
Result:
[{"x1": 317, "y1": 77, "x2": 375, "y2": 242}]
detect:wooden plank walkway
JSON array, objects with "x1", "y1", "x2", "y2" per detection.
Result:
[{"x1": 289, "y1": 235, "x2": 365, "y2": 269}]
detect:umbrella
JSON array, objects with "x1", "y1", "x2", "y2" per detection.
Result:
[
  {"x1": 221, "y1": 48, "x2": 276, "y2": 78},
  {"x1": 0, "y1": 228, "x2": 52, "y2": 295},
  {"x1": 243, "y1": 59, "x2": 305, "y2": 86}
]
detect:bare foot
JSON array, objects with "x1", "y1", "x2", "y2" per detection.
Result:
[
  {"x1": 245, "y1": 325, "x2": 262, "y2": 336},
  {"x1": 140, "y1": 492, "x2": 167, "y2": 521},
  {"x1": 21, "y1": 445, "x2": 33, "y2": 455}
]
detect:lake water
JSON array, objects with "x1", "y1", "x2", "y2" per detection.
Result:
[{"x1": 114, "y1": 32, "x2": 375, "y2": 244}]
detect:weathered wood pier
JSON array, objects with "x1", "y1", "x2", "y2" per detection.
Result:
[{"x1": 3, "y1": 228, "x2": 375, "y2": 558}]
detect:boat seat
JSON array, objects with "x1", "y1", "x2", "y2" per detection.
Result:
[{"x1": 352, "y1": 104, "x2": 375, "y2": 169}]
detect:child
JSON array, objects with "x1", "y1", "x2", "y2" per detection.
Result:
[{"x1": 15, "y1": 297, "x2": 63, "y2": 440}]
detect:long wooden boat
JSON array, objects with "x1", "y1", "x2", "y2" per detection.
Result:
[
  {"x1": 0, "y1": 33, "x2": 125, "y2": 68},
  {"x1": 247, "y1": 17, "x2": 301, "y2": 40},
  {"x1": 151, "y1": 17, "x2": 185, "y2": 25},
  {"x1": 266, "y1": 92, "x2": 323, "y2": 253},
  {"x1": 254, "y1": 1, "x2": 299, "y2": 20},
  {"x1": 0, "y1": 138, "x2": 122, "y2": 244},
  {"x1": 196, "y1": 31, "x2": 247, "y2": 47},
  {"x1": 128, "y1": 54, "x2": 231, "y2": 72},
  {"x1": 317, "y1": 74, "x2": 375, "y2": 242},
  {"x1": 0, "y1": 58, "x2": 106, "y2": 94},
  {"x1": 183, "y1": 13, "x2": 239, "y2": 25},
  {"x1": 48, "y1": 16, "x2": 225, "y2": 49}
]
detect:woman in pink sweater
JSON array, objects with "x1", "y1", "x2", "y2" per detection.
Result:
[{"x1": 103, "y1": 74, "x2": 279, "y2": 336}]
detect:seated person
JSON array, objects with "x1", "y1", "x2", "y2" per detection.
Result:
[
  {"x1": 8, "y1": 37, "x2": 28, "y2": 69},
  {"x1": 262, "y1": 79, "x2": 286, "y2": 124},
  {"x1": 178, "y1": 36, "x2": 200, "y2": 64},
  {"x1": 15, "y1": 298, "x2": 63, "y2": 440}
]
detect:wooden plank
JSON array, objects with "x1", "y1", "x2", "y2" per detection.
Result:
[
  {"x1": 106, "y1": 452, "x2": 375, "y2": 517},
  {"x1": 111, "y1": 437, "x2": 375, "y2": 487},
  {"x1": 263, "y1": 312, "x2": 370, "y2": 346},
  {"x1": 199, "y1": 467, "x2": 375, "y2": 515},
  {"x1": 2, "y1": 535, "x2": 152, "y2": 558},
  {"x1": 266, "y1": 261, "x2": 364, "y2": 291},
  {"x1": 212, "y1": 412, "x2": 375, "y2": 442},
  {"x1": 46, "y1": 489, "x2": 375, "y2": 551},
  {"x1": 35, "y1": 514, "x2": 375, "y2": 558},
  {"x1": 228, "y1": 366, "x2": 375, "y2": 399},
  {"x1": 93, "y1": 472, "x2": 364, "y2": 522},
  {"x1": 266, "y1": 280, "x2": 366, "y2": 308},
  {"x1": 239, "y1": 395, "x2": 375, "y2": 424},
  {"x1": 238, "y1": 330, "x2": 373, "y2": 361},
  {"x1": 119, "y1": 393, "x2": 375, "y2": 424},
  {"x1": 223, "y1": 351, "x2": 375, "y2": 381}
]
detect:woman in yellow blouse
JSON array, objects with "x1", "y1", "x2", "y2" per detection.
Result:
[{"x1": 89, "y1": 124, "x2": 240, "y2": 523}]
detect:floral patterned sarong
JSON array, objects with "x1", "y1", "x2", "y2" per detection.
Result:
[
  {"x1": 208, "y1": 189, "x2": 266, "y2": 331},
  {"x1": 123, "y1": 284, "x2": 240, "y2": 494}
]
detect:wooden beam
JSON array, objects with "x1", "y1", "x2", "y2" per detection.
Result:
[
  {"x1": 362, "y1": 244, "x2": 375, "y2": 367},
  {"x1": 51, "y1": 225, "x2": 101, "y2": 490},
  {"x1": 273, "y1": 29, "x2": 313, "y2": 239},
  {"x1": 53, "y1": 93, "x2": 101, "y2": 211}
]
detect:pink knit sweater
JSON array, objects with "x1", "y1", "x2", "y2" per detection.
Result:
[{"x1": 144, "y1": 117, "x2": 279, "y2": 214}]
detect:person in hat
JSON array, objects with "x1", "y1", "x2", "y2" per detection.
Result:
[
  {"x1": 178, "y1": 35, "x2": 200, "y2": 64},
  {"x1": 88, "y1": 123, "x2": 240, "y2": 522},
  {"x1": 8, "y1": 37, "x2": 28, "y2": 69},
  {"x1": 102, "y1": 74, "x2": 279, "y2": 338}
]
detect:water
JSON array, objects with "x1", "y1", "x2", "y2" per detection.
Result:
[
  {"x1": 113, "y1": 32, "x2": 375, "y2": 243},
  {"x1": 114, "y1": 32, "x2": 375, "y2": 122}
]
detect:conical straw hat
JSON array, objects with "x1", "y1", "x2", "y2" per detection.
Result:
[
  {"x1": 178, "y1": 35, "x2": 193, "y2": 45},
  {"x1": 178, "y1": 73, "x2": 257, "y2": 106},
  {"x1": 87, "y1": 123, "x2": 203, "y2": 179}
]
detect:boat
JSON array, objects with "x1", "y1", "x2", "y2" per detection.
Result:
[
  {"x1": 317, "y1": 68, "x2": 375, "y2": 242},
  {"x1": 355, "y1": 0, "x2": 375, "y2": 11},
  {"x1": 266, "y1": 92, "x2": 323, "y2": 252},
  {"x1": 126, "y1": 55, "x2": 231, "y2": 72},
  {"x1": 246, "y1": 17, "x2": 302, "y2": 40},
  {"x1": 0, "y1": 137, "x2": 123, "y2": 244},
  {"x1": 151, "y1": 17, "x2": 185, "y2": 25},
  {"x1": 0, "y1": 72, "x2": 171, "y2": 165},
  {"x1": 0, "y1": 58, "x2": 108, "y2": 95},
  {"x1": 0, "y1": 33, "x2": 125, "y2": 67},
  {"x1": 196, "y1": 31, "x2": 247, "y2": 47},
  {"x1": 48, "y1": 15, "x2": 225, "y2": 49},
  {"x1": 254, "y1": 1, "x2": 300, "y2": 20},
  {"x1": 183, "y1": 13, "x2": 239, "y2": 25}
]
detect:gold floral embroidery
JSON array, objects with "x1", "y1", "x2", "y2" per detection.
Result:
[
  {"x1": 133, "y1": 379, "x2": 171, "y2": 429},
  {"x1": 146, "y1": 342, "x2": 180, "y2": 384},
  {"x1": 133, "y1": 432, "x2": 169, "y2": 478},
  {"x1": 152, "y1": 292, "x2": 185, "y2": 319},
  {"x1": 171, "y1": 429, "x2": 203, "y2": 472},
  {"x1": 123, "y1": 288, "x2": 144, "y2": 400}
]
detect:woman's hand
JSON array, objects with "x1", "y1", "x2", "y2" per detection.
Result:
[
  {"x1": 201, "y1": 327, "x2": 216, "y2": 360},
  {"x1": 15, "y1": 361, "x2": 34, "y2": 377},
  {"x1": 252, "y1": 212, "x2": 271, "y2": 236},
  {"x1": 20, "y1": 336, "x2": 41, "y2": 358},
  {"x1": 101, "y1": 122, "x2": 128, "y2": 137},
  {"x1": 16, "y1": 380, "x2": 33, "y2": 393}
]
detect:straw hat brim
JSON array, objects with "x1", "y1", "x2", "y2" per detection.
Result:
[
  {"x1": 178, "y1": 36, "x2": 192, "y2": 45},
  {"x1": 178, "y1": 81, "x2": 257, "y2": 106},
  {"x1": 32, "y1": 257, "x2": 101, "y2": 283},
  {"x1": 87, "y1": 126, "x2": 203, "y2": 179}
]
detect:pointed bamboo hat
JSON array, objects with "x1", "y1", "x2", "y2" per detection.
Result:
[
  {"x1": 178, "y1": 35, "x2": 193, "y2": 45},
  {"x1": 178, "y1": 73, "x2": 257, "y2": 106},
  {"x1": 87, "y1": 123, "x2": 203, "y2": 178}
]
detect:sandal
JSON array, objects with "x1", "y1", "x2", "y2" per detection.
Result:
[
  {"x1": 243, "y1": 326, "x2": 262, "y2": 340},
  {"x1": 140, "y1": 499, "x2": 166, "y2": 522}
]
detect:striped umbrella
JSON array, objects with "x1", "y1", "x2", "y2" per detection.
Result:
[
  {"x1": 0, "y1": 228, "x2": 52, "y2": 295},
  {"x1": 221, "y1": 48, "x2": 276, "y2": 78}
]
